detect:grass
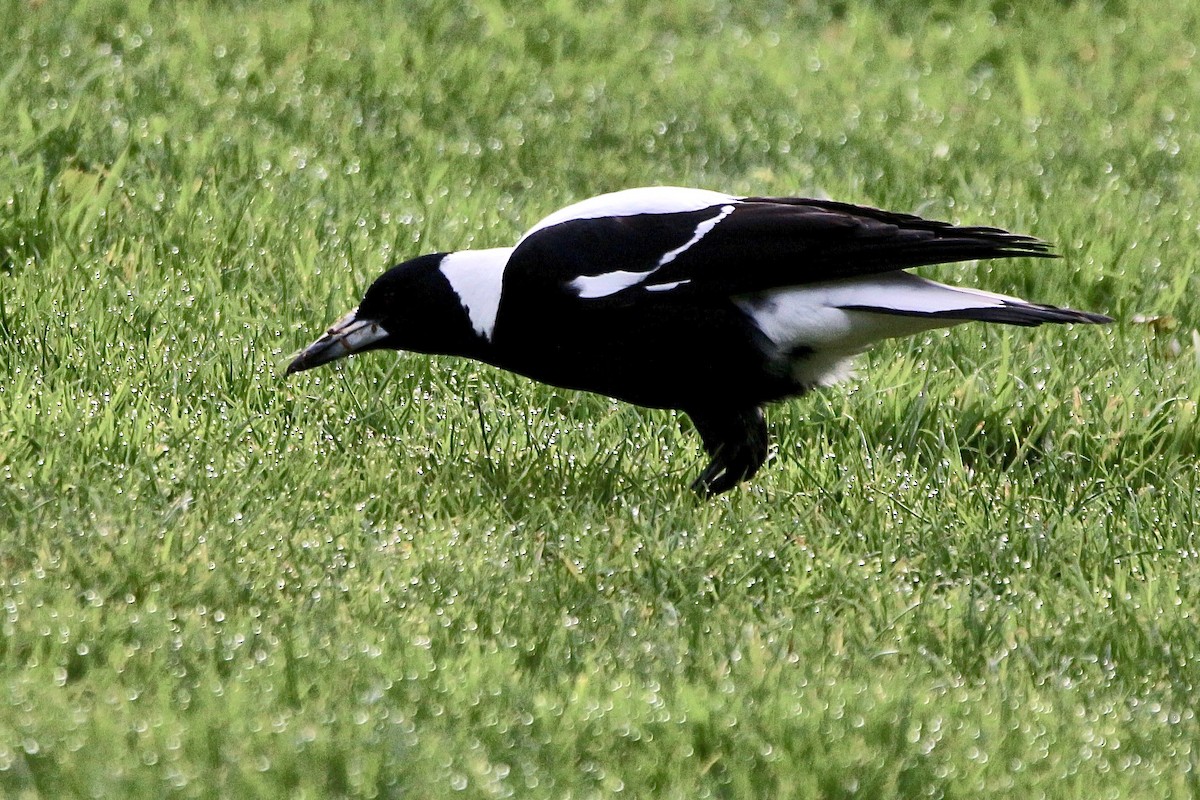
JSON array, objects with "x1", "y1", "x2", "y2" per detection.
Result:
[{"x1": 2, "y1": 0, "x2": 1199, "y2": 796}]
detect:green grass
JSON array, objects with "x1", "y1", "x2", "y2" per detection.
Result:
[{"x1": 2, "y1": 0, "x2": 1199, "y2": 796}]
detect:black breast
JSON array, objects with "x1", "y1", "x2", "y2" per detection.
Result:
[{"x1": 488, "y1": 295, "x2": 794, "y2": 409}]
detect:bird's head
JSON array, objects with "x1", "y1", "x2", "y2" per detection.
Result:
[{"x1": 286, "y1": 251, "x2": 495, "y2": 375}]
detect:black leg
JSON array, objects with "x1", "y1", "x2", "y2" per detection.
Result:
[{"x1": 685, "y1": 406, "x2": 769, "y2": 496}]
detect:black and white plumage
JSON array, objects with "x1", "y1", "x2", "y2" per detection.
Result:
[{"x1": 287, "y1": 187, "x2": 1110, "y2": 495}]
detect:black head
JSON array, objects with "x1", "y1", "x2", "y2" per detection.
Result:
[{"x1": 286, "y1": 251, "x2": 488, "y2": 375}]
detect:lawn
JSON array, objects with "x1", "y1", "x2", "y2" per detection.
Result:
[{"x1": 2, "y1": 0, "x2": 1199, "y2": 796}]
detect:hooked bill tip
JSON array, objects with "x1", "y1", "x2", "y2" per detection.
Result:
[{"x1": 284, "y1": 356, "x2": 307, "y2": 376}]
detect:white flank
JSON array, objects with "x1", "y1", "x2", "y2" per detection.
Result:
[
  {"x1": 438, "y1": 247, "x2": 515, "y2": 341},
  {"x1": 520, "y1": 186, "x2": 740, "y2": 241},
  {"x1": 657, "y1": 204, "x2": 736, "y2": 266},
  {"x1": 737, "y1": 271, "x2": 1024, "y2": 348},
  {"x1": 735, "y1": 271, "x2": 1028, "y2": 388}
]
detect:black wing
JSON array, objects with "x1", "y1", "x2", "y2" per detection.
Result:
[{"x1": 506, "y1": 196, "x2": 1054, "y2": 303}]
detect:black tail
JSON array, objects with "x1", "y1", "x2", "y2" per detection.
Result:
[{"x1": 841, "y1": 301, "x2": 1113, "y2": 327}]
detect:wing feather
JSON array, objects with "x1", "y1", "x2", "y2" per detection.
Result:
[{"x1": 506, "y1": 193, "x2": 1055, "y2": 303}]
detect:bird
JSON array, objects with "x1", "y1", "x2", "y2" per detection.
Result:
[{"x1": 287, "y1": 186, "x2": 1110, "y2": 496}]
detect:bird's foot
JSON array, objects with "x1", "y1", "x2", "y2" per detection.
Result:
[{"x1": 686, "y1": 406, "x2": 769, "y2": 497}]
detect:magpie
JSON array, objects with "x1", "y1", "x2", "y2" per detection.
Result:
[{"x1": 287, "y1": 186, "x2": 1110, "y2": 495}]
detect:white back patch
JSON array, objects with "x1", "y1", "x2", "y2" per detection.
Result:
[
  {"x1": 439, "y1": 247, "x2": 514, "y2": 341},
  {"x1": 520, "y1": 186, "x2": 740, "y2": 241}
]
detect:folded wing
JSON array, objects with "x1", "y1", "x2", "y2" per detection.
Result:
[{"x1": 507, "y1": 190, "x2": 1058, "y2": 303}]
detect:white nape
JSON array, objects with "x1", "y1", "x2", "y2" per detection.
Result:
[
  {"x1": 438, "y1": 247, "x2": 515, "y2": 341},
  {"x1": 520, "y1": 186, "x2": 740, "y2": 242}
]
